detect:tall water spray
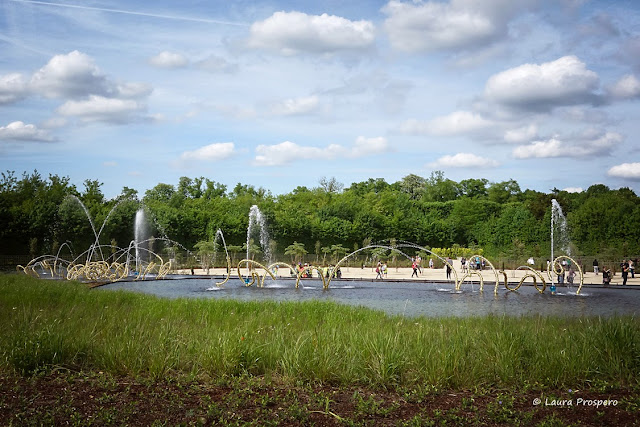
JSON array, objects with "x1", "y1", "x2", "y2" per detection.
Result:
[
  {"x1": 134, "y1": 208, "x2": 148, "y2": 272},
  {"x1": 66, "y1": 195, "x2": 101, "y2": 261},
  {"x1": 551, "y1": 199, "x2": 571, "y2": 258},
  {"x1": 247, "y1": 205, "x2": 271, "y2": 263}
]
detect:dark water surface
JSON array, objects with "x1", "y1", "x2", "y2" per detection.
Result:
[{"x1": 97, "y1": 277, "x2": 640, "y2": 318}]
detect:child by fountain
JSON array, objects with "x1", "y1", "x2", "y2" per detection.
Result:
[{"x1": 603, "y1": 267, "x2": 611, "y2": 286}]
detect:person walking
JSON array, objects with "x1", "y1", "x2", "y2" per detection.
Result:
[
  {"x1": 376, "y1": 262, "x2": 384, "y2": 280},
  {"x1": 411, "y1": 259, "x2": 419, "y2": 278},
  {"x1": 593, "y1": 258, "x2": 599, "y2": 274},
  {"x1": 446, "y1": 258, "x2": 452, "y2": 280},
  {"x1": 629, "y1": 259, "x2": 635, "y2": 278}
]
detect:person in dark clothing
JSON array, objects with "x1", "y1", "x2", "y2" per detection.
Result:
[
  {"x1": 621, "y1": 260, "x2": 629, "y2": 285},
  {"x1": 592, "y1": 258, "x2": 599, "y2": 274}
]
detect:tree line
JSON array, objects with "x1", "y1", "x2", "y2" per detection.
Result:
[{"x1": 1, "y1": 170, "x2": 639, "y2": 267}]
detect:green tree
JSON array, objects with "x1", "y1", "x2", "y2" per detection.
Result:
[
  {"x1": 284, "y1": 241, "x2": 307, "y2": 264},
  {"x1": 194, "y1": 240, "x2": 217, "y2": 274},
  {"x1": 424, "y1": 171, "x2": 459, "y2": 202}
]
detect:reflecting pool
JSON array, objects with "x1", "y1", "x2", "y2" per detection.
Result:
[{"x1": 97, "y1": 278, "x2": 640, "y2": 318}]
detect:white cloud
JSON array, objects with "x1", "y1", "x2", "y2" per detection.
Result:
[
  {"x1": 30, "y1": 50, "x2": 110, "y2": 99},
  {"x1": 254, "y1": 136, "x2": 390, "y2": 166},
  {"x1": 484, "y1": 56, "x2": 600, "y2": 111},
  {"x1": 0, "y1": 121, "x2": 54, "y2": 142},
  {"x1": 607, "y1": 74, "x2": 640, "y2": 100},
  {"x1": 4, "y1": 51, "x2": 152, "y2": 117},
  {"x1": 382, "y1": 0, "x2": 536, "y2": 53},
  {"x1": 103, "y1": 161, "x2": 118, "y2": 167},
  {"x1": 353, "y1": 136, "x2": 391, "y2": 157},
  {"x1": 149, "y1": 51, "x2": 189, "y2": 69},
  {"x1": 429, "y1": 152, "x2": 500, "y2": 168},
  {"x1": 563, "y1": 187, "x2": 583, "y2": 193},
  {"x1": 0, "y1": 73, "x2": 29, "y2": 104},
  {"x1": 179, "y1": 142, "x2": 236, "y2": 162},
  {"x1": 400, "y1": 111, "x2": 492, "y2": 136},
  {"x1": 513, "y1": 130, "x2": 623, "y2": 159},
  {"x1": 607, "y1": 163, "x2": 640, "y2": 180},
  {"x1": 57, "y1": 95, "x2": 144, "y2": 123},
  {"x1": 247, "y1": 11, "x2": 375, "y2": 55},
  {"x1": 269, "y1": 95, "x2": 319, "y2": 116},
  {"x1": 513, "y1": 138, "x2": 563, "y2": 159}
]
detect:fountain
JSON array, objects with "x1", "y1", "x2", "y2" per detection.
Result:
[
  {"x1": 134, "y1": 208, "x2": 150, "y2": 274},
  {"x1": 247, "y1": 205, "x2": 271, "y2": 264},
  {"x1": 549, "y1": 199, "x2": 584, "y2": 294},
  {"x1": 18, "y1": 200, "x2": 178, "y2": 283},
  {"x1": 20, "y1": 199, "x2": 589, "y2": 295}
]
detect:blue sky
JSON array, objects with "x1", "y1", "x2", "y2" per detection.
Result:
[{"x1": 1, "y1": 0, "x2": 640, "y2": 198}]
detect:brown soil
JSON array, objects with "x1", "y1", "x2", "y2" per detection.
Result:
[{"x1": 1, "y1": 371, "x2": 638, "y2": 426}]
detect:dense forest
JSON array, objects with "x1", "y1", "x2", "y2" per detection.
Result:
[{"x1": 1, "y1": 170, "x2": 639, "y2": 268}]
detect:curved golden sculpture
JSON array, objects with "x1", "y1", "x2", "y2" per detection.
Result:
[
  {"x1": 237, "y1": 259, "x2": 276, "y2": 287},
  {"x1": 456, "y1": 255, "x2": 500, "y2": 294},
  {"x1": 507, "y1": 266, "x2": 546, "y2": 293},
  {"x1": 215, "y1": 256, "x2": 232, "y2": 286},
  {"x1": 459, "y1": 270, "x2": 484, "y2": 289},
  {"x1": 547, "y1": 255, "x2": 584, "y2": 294}
]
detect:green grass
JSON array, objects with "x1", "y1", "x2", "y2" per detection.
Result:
[{"x1": 1, "y1": 274, "x2": 639, "y2": 390}]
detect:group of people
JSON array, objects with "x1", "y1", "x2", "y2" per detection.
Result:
[
  {"x1": 460, "y1": 256, "x2": 484, "y2": 272},
  {"x1": 295, "y1": 263, "x2": 341, "y2": 279},
  {"x1": 594, "y1": 258, "x2": 635, "y2": 286},
  {"x1": 376, "y1": 261, "x2": 388, "y2": 279}
]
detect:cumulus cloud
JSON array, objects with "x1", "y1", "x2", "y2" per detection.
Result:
[
  {"x1": 0, "y1": 121, "x2": 54, "y2": 142},
  {"x1": 254, "y1": 136, "x2": 390, "y2": 166},
  {"x1": 382, "y1": 0, "x2": 536, "y2": 53},
  {"x1": 429, "y1": 152, "x2": 499, "y2": 168},
  {"x1": 513, "y1": 130, "x2": 623, "y2": 159},
  {"x1": 607, "y1": 163, "x2": 640, "y2": 180},
  {"x1": 56, "y1": 95, "x2": 145, "y2": 123},
  {"x1": 399, "y1": 111, "x2": 492, "y2": 136},
  {"x1": 0, "y1": 73, "x2": 29, "y2": 104},
  {"x1": 247, "y1": 11, "x2": 375, "y2": 55},
  {"x1": 269, "y1": 95, "x2": 319, "y2": 116},
  {"x1": 484, "y1": 56, "x2": 600, "y2": 111},
  {"x1": 1, "y1": 51, "x2": 152, "y2": 124},
  {"x1": 513, "y1": 138, "x2": 563, "y2": 159},
  {"x1": 149, "y1": 51, "x2": 189, "y2": 69},
  {"x1": 607, "y1": 74, "x2": 640, "y2": 100},
  {"x1": 30, "y1": 50, "x2": 111, "y2": 99},
  {"x1": 179, "y1": 142, "x2": 236, "y2": 162}
]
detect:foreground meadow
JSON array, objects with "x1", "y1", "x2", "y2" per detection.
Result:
[{"x1": 1, "y1": 274, "x2": 639, "y2": 425}]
